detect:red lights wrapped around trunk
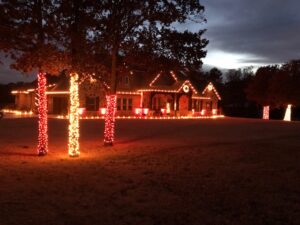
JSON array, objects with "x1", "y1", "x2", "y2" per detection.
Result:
[
  {"x1": 104, "y1": 95, "x2": 117, "y2": 145},
  {"x1": 37, "y1": 72, "x2": 48, "y2": 156}
]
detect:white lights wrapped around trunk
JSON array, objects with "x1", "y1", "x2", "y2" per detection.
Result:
[{"x1": 68, "y1": 73, "x2": 80, "y2": 157}]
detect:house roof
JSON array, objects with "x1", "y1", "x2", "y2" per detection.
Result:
[{"x1": 11, "y1": 70, "x2": 222, "y2": 100}]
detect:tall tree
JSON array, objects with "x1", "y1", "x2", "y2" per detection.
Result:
[
  {"x1": 269, "y1": 60, "x2": 300, "y2": 121},
  {"x1": 206, "y1": 67, "x2": 223, "y2": 84},
  {"x1": 54, "y1": 0, "x2": 96, "y2": 156},
  {"x1": 246, "y1": 65, "x2": 279, "y2": 119},
  {"x1": 90, "y1": 0, "x2": 208, "y2": 145},
  {"x1": 0, "y1": 0, "x2": 64, "y2": 156}
]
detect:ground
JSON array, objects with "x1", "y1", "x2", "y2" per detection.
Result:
[{"x1": 0, "y1": 117, "x2": 299, "y2": 225}]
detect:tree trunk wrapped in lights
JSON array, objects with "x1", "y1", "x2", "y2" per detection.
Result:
[
  {"x1": 283, "y1": 104, "x2": 292, "y2": 122},
  {"x1": 104, "y1": 95, "x2": 117, "y2": 145},
  {"x1": 262, "y1": 105, "x2": 270, "y2": 120},
  {"x1": 37, "y1": 72, "x2": 48, "y2": 156},
  {"x1": 68, "y1": 73, "x2": 80, "y2": 157}
]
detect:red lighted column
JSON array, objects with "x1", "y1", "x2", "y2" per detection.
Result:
[
  {"x1": 104, "y1": 95, "x2": 117, "y2": 145},
  {"x1": 37, "y1": 72, "x2": 48, "y2": 156}
]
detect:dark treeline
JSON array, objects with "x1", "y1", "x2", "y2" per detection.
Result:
[{"x1": 196, "y1": 60, "x2": 300, "y2": 120}]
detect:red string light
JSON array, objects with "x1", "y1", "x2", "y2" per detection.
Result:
[
  {"x1": 263, "y1": 105, "x2": 269, "y2": 120},
  {"x1": 37, "y1": 72, "x2": 48, "y2": 156},
  {"x1": 104, "y1": 95, "x2": 117, "y2": 145}
]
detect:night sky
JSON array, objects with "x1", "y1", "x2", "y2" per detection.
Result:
[{"x1": 1, "y1": 0, "x2": 300, "y2": 83}]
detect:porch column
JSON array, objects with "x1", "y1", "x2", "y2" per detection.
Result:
[
  {"x1": 174, "y1": 93, "x2": 177, "y2": 116},
  {"x1": 140, "y1": 92, "x2": 143, "y2": 108}
]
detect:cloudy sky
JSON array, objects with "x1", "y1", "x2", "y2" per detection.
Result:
[
  {"x1": 201, "y1": 0, "x2": 300, "y2": 69},
  {"x1": 1, "y1": 0, "x2": 300, "y2": 83}
]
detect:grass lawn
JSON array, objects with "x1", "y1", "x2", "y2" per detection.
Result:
[{"x1": 0, "y1": 117, "x2": 299, "y2": 225}]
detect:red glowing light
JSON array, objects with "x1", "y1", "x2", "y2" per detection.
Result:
[
  {"x1": 104, "y1": 95, "x2": 117, "y2": 145},
  {"x1": 201, "y1": 109, "x2": 206, "y2": 116},
  {"x1": 263, "y1": 106, "x2": 269, "y2": 120},
  {"x1": 37, "y1": 72, "x2": 48, "y2": 156}
]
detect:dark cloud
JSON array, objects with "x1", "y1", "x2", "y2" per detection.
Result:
[{"x1": 202, "y1": 0, "x2": 300, "y2": 64}]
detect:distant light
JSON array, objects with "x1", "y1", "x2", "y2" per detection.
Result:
[
  {"x1": 283, "y1": 104, "x2": 292, "y2": 122},
  {"x1": 263, "y1": 106, "x2": 270, "y2": 120}
]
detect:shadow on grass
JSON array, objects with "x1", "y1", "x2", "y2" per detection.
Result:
[{"x1": 0, "y1": 152, "x2": 37, "y2": 157}]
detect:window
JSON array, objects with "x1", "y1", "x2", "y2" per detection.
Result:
[
  {"x1": 128, "y1": 98, "x2": 132, "y2": 110},
  {"x1": 117, "y1": 98, "x2": 121, "y2": 111},
  {"x1": 153, "y1": 97, "x2": 157, "y2": 110},
  {"x1": 86, "y1": 97, "x2": 99, "y2": 111},
  {"x1": 117, "y1": 98, "x2": 133, "y2": 111},
  {"x1": 124, "y1": 76, "x2": 129, "y2": 85},
  {"x1": 122, "y1": 98, "x2": 127, "y2": 110}
]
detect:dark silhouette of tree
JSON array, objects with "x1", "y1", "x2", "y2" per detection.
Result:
[
  {"x1": 222, "y1": 67, "x2": 257, "y2": 117},
  {"x1": 0, "y1": 0, "x2": 65, "y2": 155},
  {"x1": 206, "y1": 67, "x2": 223, "y2": 84},
  {"x1": 246, "y1": 65, "x2": 278, "y2": 106},
  {"x1": 89, "y1": 0, "x2": 208, "y2": 145}
]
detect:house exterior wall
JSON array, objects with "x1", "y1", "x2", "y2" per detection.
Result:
[
  {"x1": 15, "y1": 93, "x2": 34, "y2": 111},
  {"x1": 116, "y1": 94, "x2": 140, "y2": 116},
  {"x1": 12, "y1": 78, "x2": 221, "y2": 117}
]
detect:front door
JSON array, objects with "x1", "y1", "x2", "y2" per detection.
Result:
[{"x1": 179, "y1": 95, "x2": 189, "y2": 115}]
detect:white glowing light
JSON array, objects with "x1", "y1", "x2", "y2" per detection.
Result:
[{"x1": 283, "y1": 104, "x2": 292, "y2": 122}]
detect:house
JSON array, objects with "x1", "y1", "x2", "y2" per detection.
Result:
[{"x1": 11, "y1": 70, "x2": 222, "y2": 117}]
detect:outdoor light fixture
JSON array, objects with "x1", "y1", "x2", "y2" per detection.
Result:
[
  {"x1": 78, "y1": 108, "x2": 86, "y2": 116},
  {"x1": 99, "y1": 108, "x2": 106, "y2": 115}
]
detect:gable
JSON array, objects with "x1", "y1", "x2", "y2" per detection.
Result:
[
  {"x1": 202, "y1": 82, "x2": 221, "y2": 100},
  {"x1": 149, "y1": 71, "x2": 178, "y2": 87}
]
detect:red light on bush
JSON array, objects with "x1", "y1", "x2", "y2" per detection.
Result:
[
  {"x1": 161, "y1": 108, "x2": 166, "y2": 115},
  {"x1": 201, "y1": 109, "x2": 206, "y2": 116}
]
